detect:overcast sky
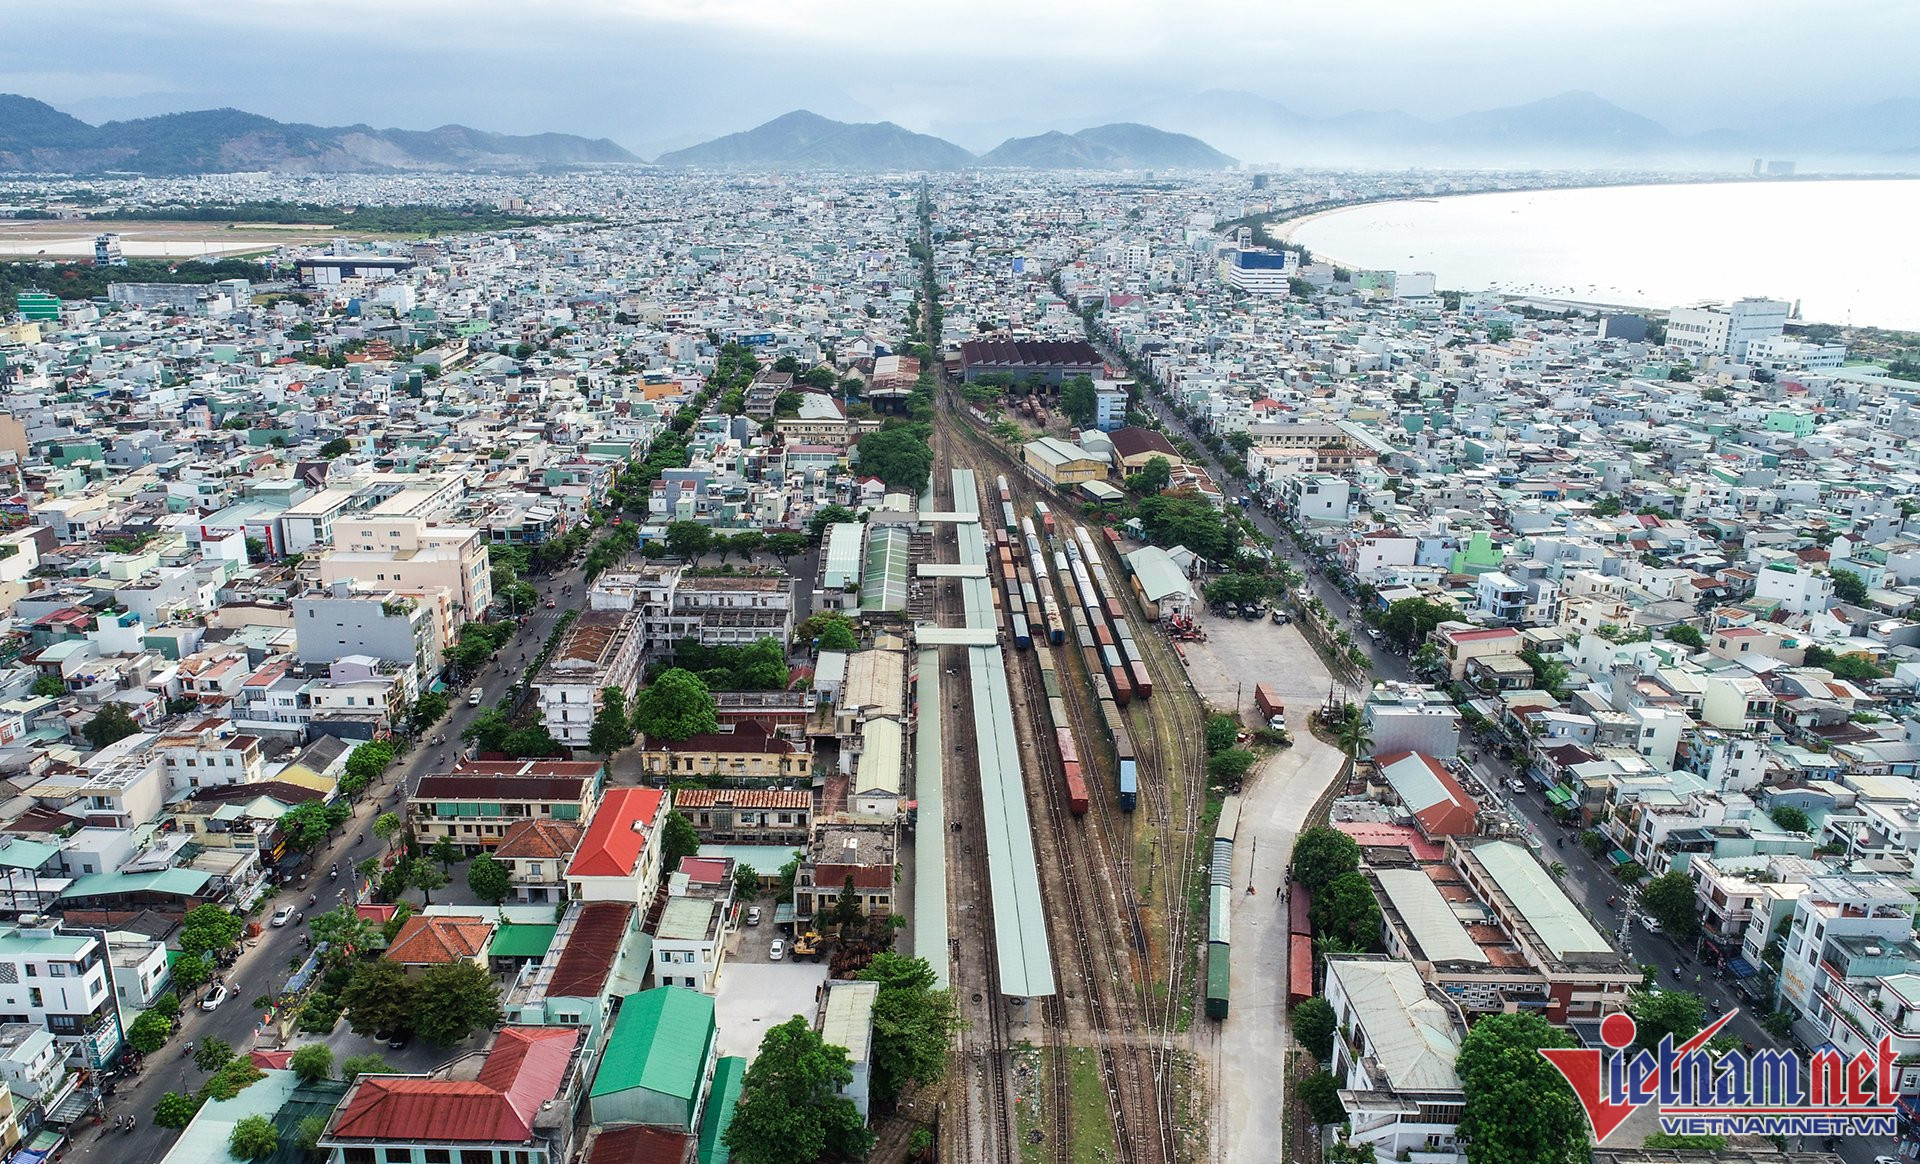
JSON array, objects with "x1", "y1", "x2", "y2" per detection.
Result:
[{"x1": 5, "y1": 0, "x2": 1916, "y2": 152}]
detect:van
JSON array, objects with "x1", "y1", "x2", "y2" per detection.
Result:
[{"x1": 467, "y1": 687, "x2": 484, "y2": 707}]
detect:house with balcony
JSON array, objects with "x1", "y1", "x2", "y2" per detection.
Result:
[
  {"x1": 670, "y1": 789, "x2": 812, "y2": 847},
  {"x1": 565, "y1": 787, "x2": 669, "y2": 914},
  {"x1": 1428, "y1": 623, "x2": 1524, "y2": 684},
  {"x1": 651, "y1": 858, "x2": 734, "y2": 994},
  {"x1": 410, "y1": 761, "x2": 602, "y2": 854},
  {"x1": 1324, "y1": 956, "x2": 1467, "y2": 1164},
  {"x1": 1775, "y1": 873, "x2": 1918, "y2": 1041},
  {"x1": 635, "y1": 722, "x2": 811, "y2": 784},
  {"x1": 319, "y1": 1025, "x2": 586, "y2": 1164},
  {"x1": 0, "y1": 924, "x2": 121, "y2": 1070},
  {"x1": 152, "y1": 717, "x2": 263, "y2": 792},
  {"x1": 493, "y1": 819, "x2": 584, "y2": 904}
]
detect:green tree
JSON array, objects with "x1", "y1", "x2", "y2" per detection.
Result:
[
  {"x1": 807, "y1": 505, "x2": 857, "y2": 543},
  {"x1": 296, "y1": 1115, "x2": 328, "y2": 1152},
  {"x1": 856, "y1": 954, "x2": 960, "y2": 1104},
  {"x1": 1126, "y1": 455, "x2": 1173, "y2": 496},
  {"x1": 429, "y1": 835, "x2": 463, "y2": 875},
  {"x1": 413, "y1": 961, "x2": 502, "y2": 1047},
  {"x1": 373, "y1": 811, "x2": 404, "y2": 850},
  {"x1": 467, "y1": 853, "x2": 512, "y2": 904},
  {"x1": 170, "y1": 952, "x2": 212, "y2": 991},
  {"x1": 732, "y1": 864, "x2": 761, "y2": 901},
  {"x1": 1226, "y1": 430, "x2": 1254, "y2": 457},
  {"x1": 1519, "y1": 649, "x2": 1573, "y2": 699},
  {"x1": 724, "y1": 1016, "x2": 874, "y2": 1164},
  {"x1": 817, "y1": 619, "x2": 858, "y2": 651},
  {"x1": 1204, "y1": 713, "x2": 1240, "y2": 755},
  {"x1": 1203, "y1": 572, "x2": 1281, "y2": 608},
  {"x1": 127, "y1": 1009, "x2": 173, "y2": 1053},
  {"x1": 1292, "y1": 996, "x2": 1337, "y2": 1062},
  {"x1": 1629, "y1": 989, "x2": 1705, "y2": 1054},
  {"x1": 229, "y1": 1113, "x2": 281, "y2": 1160},
  {"x1": 1335, "y1": 706, "x2": 1373, "y2": 765},
  {"x1": 1664, "y1": 624, "x2": 1706, "y2": 649},
  {"x1": 1135, "y1": 492, "x2": 1235, "y2": 561},
  {"x1": 1208, "y1": 748, "x2": 1257, "y2": 782},
  {"x1": 1309, "y1": 871, "x2": 1381, "y2": 950},
  {"x1": 1298, "y1": 1069, "x2": 1347, "y2": 1126},
  {"x1": 278, "y1": 801, "x2": 334, "y2": 852},
  {"x1": 289, "y1": 1043, "x2": 333, "y2": 1084},
  {"x1": 1639, "y1": 870, "x2": 1702, "y2": 938},
  {"x1": 1831, "y1": 568, "x2": 1869, "y2": 606},
  {"x1": 83, "y1": 702, "x2": 141, "y2": 750},
  {"x1": 152, "y1": 991, "x2": 181, "y2": 1020},
  {"x1": 657, "y1": 810, "x2": 701, "y2": 874},
  {"x1": 30, "y1": 674, "x2": 65, "y2": 699},
  {"x1": 1378, "y1": 597, "x2": 1454, "y2": 649},
  {"x1": 1291, "y1": 827, "x2": 1360, "y2": 893},
  {"x1": 665, "y1": 520, "x2": 713, "y2": 561},
  {"x1": 342, "y1": 959, "x2": 416, "y2": 1037},
  {"x1": 1644, "y1": 1132, "x2": 1728, "y2": 1150},
  {"x1": 832, "y1": 872, "x2": 862, "y2": 929},
  {"x1": 1590, "y1": 494, "x2": 1623, "y2": 517},
  {"x1": 154, "y1": 1091, "x2": 204, "y2": 1129},
  {"x1": 340, "y1": 1053, "x2": 396, "y2": 1084},
  {"x1": 631, "y1": 669, "x2": 719, "y2": 742},
  {"x1": 405, "y1": 858, "x2": 449, "y2": 905},
  {"x1": 308, "y1": 904, "x2": 377, "y2": 963},
  {"x1": 319, "y1": 437, "x2": 352, "y2": 459},
  {"x1": 1770, "y1": 804, "x2": 1810, "y2": 833},
  {"x1": 1058, "y1": 375, "x2": 1098, "y2": 427},
  {"x1": 765, "y1": 532, "x2": 809, "y2": 563},
  {"x1": 729, "y1": 530, "x2": 765, "y2": 561},
  {"x1": 179, "y1": 903, "x2": 245, "y2": 958},
  {"x1": 854, "y1": 425, "x2": 935, "y2": 492},
  {"x1": 1456, "y1": 1012, "x2": 1586, "y2": 1164},
  {"x1": 194, "y1": 1037, "x2": 235, "y2": 1072}
]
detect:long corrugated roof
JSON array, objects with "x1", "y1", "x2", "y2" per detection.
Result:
[
  {"x1": 1469, "y1": 839, "x2": 1613, "y2": 958},
  {"x1": 912, "y1": 647, "x2": 949, "y2": 988},
  {"x1": 1373, "y1": 868, "x2": 1487, "y2": 965}
]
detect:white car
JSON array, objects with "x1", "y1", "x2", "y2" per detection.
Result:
[
  {"x1": 1641, "y1": 915, "x2": 1664, "y2": 934},
  {"x1": 769, "y1": 939, "x2": 786, "y2": 961},
  {"x1": 200, "y1": 983, "x2": 230, "y2": 1012},
  {"x1": 466, "y1": 687, "x2": 484, "y2": 707},
  {"x1": 1506, "y1": 778, "x2": 1528, "y2": 795},
  {"x1": 270, "y1": 905, "x2": 295, "y2": 928},
  {"x1": 745, "y1": 907, "x2": 762, "y2": 927}
]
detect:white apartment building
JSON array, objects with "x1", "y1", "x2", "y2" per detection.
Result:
[
  {"x1": 1746, "y1": 337, "x2": 1846, "y2": 372},
  {"x1": 652, "y1": 888, "x2": 729, "y2": 993},
  {"x1": 1776, "y1": 873, "x2": 1915, "y2": 1019},
  {"x1": 293, "y1": 582, "x2": 447, "y2": 680},
  {"x1": 1753, "y1": 561, "x2": 1835, "y2": 615},
  {"x1": 1325, "y1": 957, "x2": 1468, "y2": 1164},
  {"x1": 0, "y1": 925, "x2": 122, "y2": 1069},
  {"x1": 318, "y1": 515, "x2": 491, "y2": 628},
  {"x1": 591, "y1": 567, "x2": 794, "y2": 657},
  {"x1": 1278, "y1": 473, "x2": 1352, "y2": 525},
  {"x1": 152, "y1": 717, "x2": 264, "y2": 792},
  {"x1": 1667, "y1": 298, "x2": 1790, "y2": 360},
  {"x1": 534, "y1": 610, "x2": 645, "y2": 750}
]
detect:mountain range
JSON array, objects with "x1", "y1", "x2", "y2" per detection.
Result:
[
  {"x1": 0, "y1": 95, "x2": 637, "y2": 174},
  {"x1": 2, "y1": 90, "x2": 1918, "y2": 175}
]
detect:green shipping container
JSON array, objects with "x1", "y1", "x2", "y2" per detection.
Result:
[{"x1": 1205, "y1": 941, "x2": 1230, "y2": 1020}]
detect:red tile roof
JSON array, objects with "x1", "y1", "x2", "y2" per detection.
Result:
[
  {"x1": 496, "y1": 819, "x2": 584, "y2": 861},
  {"x1": 331, "y1": 1026, "x2": 580, "y2": 1143},
  {"x1": 568, "y1": 787, "x2": 666, "y2": 879},
  {"x1": 386, "y1": 915, "x2": 493, "y2": 966},
  {"x1": 585, "y1": 1124, "x2": 694, "y2": 1164}
]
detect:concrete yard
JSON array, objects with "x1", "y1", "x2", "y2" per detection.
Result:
[
  {"x1": 1174, "y1": 609, "x2": 1347, "y2": 1164},
  {"x1": 711, "y1": 959, "x2": 829, "y2": 1063}
]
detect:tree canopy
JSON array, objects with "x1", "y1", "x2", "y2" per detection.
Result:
[
  {"x1": 589, "y1": 687, "x2": 633, "y2": 758},
  {"x1": 1638, "y1": 870, "x2": 1702, "y2": 938},
  {"x1": 723, "y1": 1016, "x2": 874, "y2": 1164},
  {"x1": 83, "y1": 702, "x2": 141, "y2": 750},
  {"x1": 1059, "y1": 375, "x2": 1098, "y2": 427},
  {"x1": 855, "y1": 424, "x2": 934, "y2": 492},
  {"x1": 467, "y1": 853, "x2": 512, "y2": 904},
  {"x1": 1769, "y1": 804, "x2": 1810, "y2": 833},
  {"x1": 662, "y1": 810, "x2": 701, "y2": 873},
  {"x1": 413, "y1": 961, "x2": 502, "y2": 1047},
  {"x1": 1456, "y1": 1012, "x2": 1587, "y2": 1164},
  {"x1": 630, "y1": 668, "x2": 719, "y2": 742},
  {"x1": 857, "y1": 953, "x2": 960, "y2": 1104},
  {"x1": 1291, "y1": 827, "x2": 1360, "y2": 893},
  {"x1": 1628, "y1": 988, "x2": 1705, "y2": 1055},
  {"x1": 1135, "y1": 491, "x2": 1237, "y2": 561},
  {"x1": 1378, "y1": 597, "x2": 1454, "y2": 648},
  {"x1": 1292, "y1": 996, "x2": 1336, "y2": 1062},
  {"x1": 1126, "y1": 455, "x2": 1172, "y2": 496},
  {"x1": 342, "y1": 960, "x2": 415, "y2": 1037},
  {"x1": 1830, "y1": 568, "x2": 1868, "y2": 606},
  {"x1": 1309, "y1": 871, "x2": 1381, "y2": 951}
]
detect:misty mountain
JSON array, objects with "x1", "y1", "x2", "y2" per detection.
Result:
[
  {"x1": 653, "y1": 110, "x2": 976, "y2": 170},
  {"x1": 1097, "y1": 88, "x2": 1920, "y2": 168},
  {"x1": 0, "y1": 94, "x2": 637, "y2": 173},
  {"x1": 980, "y1": 123, "x2": 1235, "y2": 169}
]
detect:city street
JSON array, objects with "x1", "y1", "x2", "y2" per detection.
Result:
[{"x1": 78, "y1": 561, "x2": 586, "y2": 1159}]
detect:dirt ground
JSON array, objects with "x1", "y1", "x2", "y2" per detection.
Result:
[{"x1": 1172, "y1": 609, "x2": 1357, "y2": 729}]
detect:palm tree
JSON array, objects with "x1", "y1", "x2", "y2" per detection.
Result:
[{"x1": 1335, "y1": 706, "x2": 1372, "y2": 770}]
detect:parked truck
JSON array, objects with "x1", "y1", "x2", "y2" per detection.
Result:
[{"x1": 1255, "y1": 684, "x2": 1286, "y2": 731}]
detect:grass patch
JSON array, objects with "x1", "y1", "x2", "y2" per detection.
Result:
[
  {"x1": 1018, "y1": 1048, "x2": 1045, "y2": 1164},
  {"x1": 1067, "y1": 1049, "x2": 1116, "y2": 1163}
]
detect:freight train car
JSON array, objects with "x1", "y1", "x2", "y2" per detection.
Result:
[{"x1": 1206, "y1": 796, "x2": 1240, "y2": 1020}]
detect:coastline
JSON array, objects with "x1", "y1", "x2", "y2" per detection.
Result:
[{"x1": 1262, "y1": 176, "x2": 1920, "y2": 329}]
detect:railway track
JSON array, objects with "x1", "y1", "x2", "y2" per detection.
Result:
[
  {"x1": 929, "y1": 452, "x2": 1020, "y2": 1164},
  {"x1": 944, "y1": 396, "x2": 1179, "y2": 1163}
]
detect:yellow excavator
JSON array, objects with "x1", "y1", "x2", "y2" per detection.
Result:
[{"x1": 791, "y1": 930, "x2": 822, "y2": 962}]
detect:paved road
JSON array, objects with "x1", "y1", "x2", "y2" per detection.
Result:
[{"x1": 88, "y1": 562, "x2": 587, "y2": 1157}]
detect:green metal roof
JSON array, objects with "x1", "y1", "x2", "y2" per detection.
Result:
[
  {"x1": 488, "y1": 923, "x2": 558, "y2": 960},
  {"x1": 859, "y1": 525, "x2": 912, "y2": 612},
  {"x1": 591, "y1": 987, "x2": 715, "y2": 1110},
  {"x1": 60, "y1": 867, "x2": 212, "y2": 901},
  {"x1": 696, "y1": 1056, "x2": 746, "y2": 1164},
  {"x1": 0, "y1": 838, "x2": 59, "y2": 871}
]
